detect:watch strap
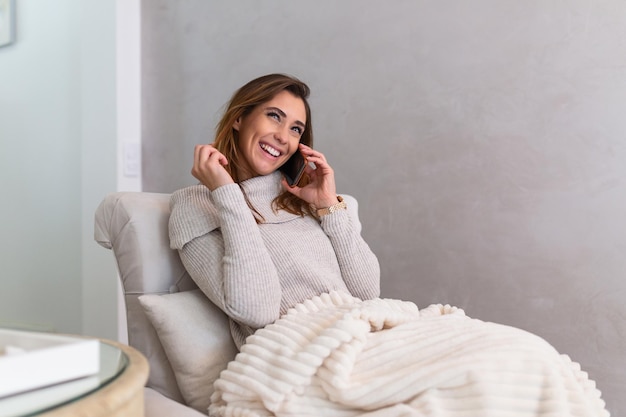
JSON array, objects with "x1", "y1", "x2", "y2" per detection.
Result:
[{"x1": 316, "y1": 196, "x2": 347, "y2": 217}]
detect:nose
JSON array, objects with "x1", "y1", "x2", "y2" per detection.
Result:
[{"x1": 274, "y1": 126, "x2": 289, "y2": 144}]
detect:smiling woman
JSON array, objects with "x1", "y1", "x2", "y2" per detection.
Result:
[
  {"x1": 232, "y1": 91, "x2": 306, "y2": 180},
  {"x1": 169, "y1": 73, "x2": 381, "y2": 349}
]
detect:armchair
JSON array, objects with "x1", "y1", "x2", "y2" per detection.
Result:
[{"x1": 95, "y1": 192, "x2": 210, "y2": 416}]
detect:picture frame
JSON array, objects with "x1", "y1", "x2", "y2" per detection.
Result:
[{"x1": 0, "y1": 0, "x2": 15, "y2": 48}]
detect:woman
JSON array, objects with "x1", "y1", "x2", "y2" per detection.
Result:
[
  {"x1": 170, "y1": 74, "x2": 607, "y2": 417},
  {"x1": 169, "y1": 73, "x2": 381, "y2": 349}
]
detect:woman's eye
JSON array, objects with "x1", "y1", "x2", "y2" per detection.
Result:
[
  {"x1": 267, "y1": 111, "x2": 280, "y2": 121},
  {"x1": 291, "y1": 126, "x2": 303, "y2": 135}
]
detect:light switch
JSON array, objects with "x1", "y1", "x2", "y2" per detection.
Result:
[{"x1": 123, "y1": 143, "x2": 141, "y2": 178}]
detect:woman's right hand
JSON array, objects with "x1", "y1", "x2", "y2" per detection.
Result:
[{"x1": 191, "y1": 144, "x2": 234, "y2": 191}]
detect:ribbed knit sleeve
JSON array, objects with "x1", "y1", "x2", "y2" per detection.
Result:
[
  {"x1": 320, "y1": 206, "x2": 381, "y2": 301},
  {"x1": 169, "y1": 184, "x2": 282, "y2": 338}
]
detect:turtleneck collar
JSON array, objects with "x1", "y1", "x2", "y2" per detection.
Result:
[
  {"x1": 239, "y1": 171, "x2": 283, "y2": 201},
  {"x1": 239, "y1": 171, "x2": 302, "y2": 224}
]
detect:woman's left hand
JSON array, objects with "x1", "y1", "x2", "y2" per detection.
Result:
[{"x1": 282, "y1": 144, "x2": 339, "y2": 210}]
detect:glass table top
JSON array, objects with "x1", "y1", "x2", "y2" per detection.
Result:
[{"x1": 0, "y1": 341, "x2": 128, "y2": 417}]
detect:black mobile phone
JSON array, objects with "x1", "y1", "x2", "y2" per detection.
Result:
[{"x1": 279, "y1": 149, "x2": 306, "y2": 187}]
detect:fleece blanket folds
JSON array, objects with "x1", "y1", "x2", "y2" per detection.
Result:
[{"x1": 209, "y1": 292, "x2": 608, "y2": 417}]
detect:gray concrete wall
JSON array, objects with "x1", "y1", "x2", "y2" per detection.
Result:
[{"x1": 141, "y1": 1, "x2": 626, "y2": 413}]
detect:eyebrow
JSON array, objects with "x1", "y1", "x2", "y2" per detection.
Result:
[{"x1": 266, "y1": 106, "x2": 306, "y2": 129}]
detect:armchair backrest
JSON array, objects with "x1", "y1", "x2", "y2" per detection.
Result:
[{"x1": 94, "y1": 192, "x2": 203, "y2": 402}]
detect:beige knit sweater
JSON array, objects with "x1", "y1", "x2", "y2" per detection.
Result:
[{"x1": 169, "y1": 171, "x2": 380, "y2": 348}]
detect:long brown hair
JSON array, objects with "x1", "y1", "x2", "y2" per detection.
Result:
[{"x1": 213, "y1": 73, "x2": 315, "y2": 217}]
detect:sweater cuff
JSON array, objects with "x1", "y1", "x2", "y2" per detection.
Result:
[
  {"x1": 210, "y1": 183, "x2": 258, "y2": 221},
  {"x1": 169, "y1": 185, "x2": 220, "y2": 250},
  {"x1": 319, "y1": 208, "x2": 352, "y2": 236}
]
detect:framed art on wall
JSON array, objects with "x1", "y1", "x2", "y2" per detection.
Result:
[{"x1": 0, "y1": 0, "x2": 15, "y2": 48}]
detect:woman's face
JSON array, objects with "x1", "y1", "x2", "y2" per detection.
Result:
[{"x1": 233, "y1": 90, "x2": 306, "y2": 181}]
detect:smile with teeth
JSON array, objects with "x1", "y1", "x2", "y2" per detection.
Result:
[{"x1": 260, "y1": 143, "x2": 282, "y2": 158}]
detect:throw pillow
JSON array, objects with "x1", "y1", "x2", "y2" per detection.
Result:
[{"x1": 138, "y1": 289, "x2": 238, "y2": 413}]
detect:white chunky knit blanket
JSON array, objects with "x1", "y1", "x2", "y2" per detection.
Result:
[{"x1": 209, "y1": 292, "x2": 608, "y2": 417}]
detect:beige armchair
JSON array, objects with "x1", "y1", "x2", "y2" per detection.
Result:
[{"x1": 94, "y1": 192, "x2": 226, "y2": 416}]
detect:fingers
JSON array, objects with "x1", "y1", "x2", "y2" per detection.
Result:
[
  {"x1": 299, "y1": 143, "x2": 323, "y2": 160},
  {"x1": 191, "y1": 144, "x2": 234, "y2": 191},
  {"x1": 194, "y1": 144, "x2": 228, "y2": 167},
  {"x1": 299, "y1": 144, "x2": 332, "y2": 172},
  {"x1": 281, "y1": 144, "x2": 338, "y2": 208}
]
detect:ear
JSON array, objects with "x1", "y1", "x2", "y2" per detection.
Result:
[{"x1": 232, "y1": 117, "x2": 241, "y2": 131}]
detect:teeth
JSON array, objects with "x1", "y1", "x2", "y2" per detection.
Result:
[{"x1": 260, "y1": 143, "x2": 281, "y2": 157}]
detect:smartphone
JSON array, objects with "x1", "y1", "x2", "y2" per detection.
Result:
[{"x1": 279, "y1": 149, "x2": 307, "y2": 187}]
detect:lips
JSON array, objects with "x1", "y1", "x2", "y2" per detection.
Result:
[{"x1": 260, "y1": 143, "x2": 282, "y2": 158}]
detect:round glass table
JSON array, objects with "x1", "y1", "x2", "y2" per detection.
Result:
[{"x1": 0, "y1": 341, "x2": 135, "y2": 417}]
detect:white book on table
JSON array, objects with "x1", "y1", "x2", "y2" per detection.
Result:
[{"x1": 0, "y1": 329, "x2": 100, "y2": 398}]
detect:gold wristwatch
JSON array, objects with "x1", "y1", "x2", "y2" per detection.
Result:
[{"x1": 316, "y1": 196, "x2": 347, "y2": 217}]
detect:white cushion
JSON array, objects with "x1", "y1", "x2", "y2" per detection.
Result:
[{"x1": 139, "y1": 290, "x2": 238, "y2": 413}]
